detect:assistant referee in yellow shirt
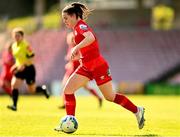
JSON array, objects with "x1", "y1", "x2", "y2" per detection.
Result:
[{"x1": 7, "y1": 27, "x2": 50, "y2": 111}]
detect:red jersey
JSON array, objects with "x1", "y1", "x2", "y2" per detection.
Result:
[
  {"x1": 0, "y1": 51, "x2": 14, "y2": 80},
  {"x1": 74, "y1": 20, "x2": 105, "y2": 70},
  {"x1": 73, "y1": 20, "x2": 112, "y2": 85}
]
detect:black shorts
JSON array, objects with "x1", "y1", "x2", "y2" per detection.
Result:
[{"x1": 14, "y1": 65, "x2": 36, "y2": 85}]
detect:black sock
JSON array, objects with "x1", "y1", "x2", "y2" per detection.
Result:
[
  {"x1": 12, "y1": 89, "x2": 19, "y2": 107},
  {"x1": 36, "y1": 86, "x2": 44, "y2": 93},
  {"x1": 36, "y1": 85, "x2": 49, "y2": 98}
]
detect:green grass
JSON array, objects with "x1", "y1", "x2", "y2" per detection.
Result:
[{"x1": 0, "y1": 95, "x2": 180, "y2": 137}]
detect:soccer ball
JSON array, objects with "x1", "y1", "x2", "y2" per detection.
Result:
[{"x1": 60, "y1": 115, "x2": 78, "y2": 133}]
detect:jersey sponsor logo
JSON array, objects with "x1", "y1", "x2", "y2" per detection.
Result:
[{"x1": 79, "y1": 24, "x2": 88, "y2": 30}]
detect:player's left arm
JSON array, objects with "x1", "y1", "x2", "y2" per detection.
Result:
[
  {"x1": 71, "y1": 31, "x2": 95, "y2": 59},
  {"x1": 26, "y1": 45, "x2": 35, "y2": 58},
  {"x1": 25, "y1": 45, "x2": 35, "y2": 64},
  {"x1": 76, "y1": 31, "x2": 95, "y2": 49}
]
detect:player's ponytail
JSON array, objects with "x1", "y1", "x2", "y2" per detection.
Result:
[{"x1": 62, "y1": 2, "x2": 92, "y2": 20}]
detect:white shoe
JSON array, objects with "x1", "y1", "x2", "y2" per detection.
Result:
[
  {"x1": 135, "y1": 106, "x2": 145, "y2": 129},
  {"x1": 54, "y1": 125, "x2": 62, "y2": 132}
]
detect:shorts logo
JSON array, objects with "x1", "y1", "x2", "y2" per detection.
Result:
[
  {"x1": 100, "y1": 76, "x2": 105, "y2": 80},
  {"x1": 107, "y1": 69, "x2": 111, "y2": 76}
]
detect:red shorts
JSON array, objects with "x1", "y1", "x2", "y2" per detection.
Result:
[{"x1": 75, "y1": 56, "x2": 112, "y2": 85}]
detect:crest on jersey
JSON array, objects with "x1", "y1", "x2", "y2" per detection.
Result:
[{"x1": 79, "y1": 24, "x2": 88, "y2": 30}]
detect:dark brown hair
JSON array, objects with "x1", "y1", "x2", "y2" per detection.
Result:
[
  {"x1": 12, "y1": 27, "x2": 24, "y2": 36},
  {"x1": 62, "y1": 2, "x2": 92, "y2": 20}
]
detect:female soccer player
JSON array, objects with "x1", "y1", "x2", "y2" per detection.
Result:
[
  {"x1": 59, "y1": 32, "x2": 102, "y2": 109},
  {"x1": 7, "y1": 27, "x2": 50, "y2": 111},
  {"x1": 0, "y1": 42, "x2": 14, "y2": 95},
  {"x1": 55, "y1": 2, "x2": 145, "y2": 130}
]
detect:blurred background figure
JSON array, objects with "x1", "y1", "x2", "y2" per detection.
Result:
[
  {"x1": 59, "y1": 31, "x2": 102, "y2": 109},
  {"x1": 7, "y1": 27, "x2": 50, "y2": 111},
  {"x1": 151, "y1": 1, "x2": 175, "y2": 30},
  {"x1": 0, "y1": 42, "x2": 14, "y2": 96}
]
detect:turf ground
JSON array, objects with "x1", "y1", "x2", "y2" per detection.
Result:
[{"x1": 0, "y1": 95, "x2": 180, "y2": 137}]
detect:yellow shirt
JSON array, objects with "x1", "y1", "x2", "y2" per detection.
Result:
[{"x1": 12, "y1": 40, "x2": 34, "y2": 67}]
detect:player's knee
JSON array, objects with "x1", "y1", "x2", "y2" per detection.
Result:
[
  {"x1": 64, "y1": 90, "x2": 74, "y2": 94},
  {"x1": 27, "y1": 84, "x2": 36, "y2": 94},
  {"x1": 11, "y1": 84, "x2": 18, "y2": 89},
  {"x1": 63, "y1": 86, "x2": 74, "y2": 94}
]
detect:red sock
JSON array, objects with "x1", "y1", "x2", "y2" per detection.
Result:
[
  {"x1": 87, "y1": 87, "x2": 101, "y2": 99},
  {"x1": 113, "y1": 94, "x2": 138, "y2": 113},
  {"x1": 65, "y1": 94, "x2": 76, "y2": 116}
]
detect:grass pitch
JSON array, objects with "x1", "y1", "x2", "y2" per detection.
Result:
[{"x1": 0, "y1": 95, "x2": 180, "y2": 137}]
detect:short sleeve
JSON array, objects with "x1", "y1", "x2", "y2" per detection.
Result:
[
  {"x1": 26, "y1": 45, "x2": 34, "y2": 56},
  {"x1": 76, "y1": 23, "x2": 89, "y2": 35}
]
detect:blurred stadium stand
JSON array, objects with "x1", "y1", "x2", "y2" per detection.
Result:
[
  {"x1": 1, "y1": 29, "x2": 180, "y2": 94},
  {"x1": 20, "y1": 29, "x2": 180, "y2": 84},
  {"x1": 25, "y1": 29, "x2": 180, "y2": 94},
  {"x1": 96, "y1": 29, "x2": 180, "y2": 82}
]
